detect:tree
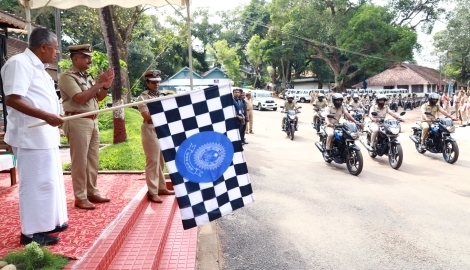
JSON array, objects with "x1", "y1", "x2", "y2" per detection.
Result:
[
  {"x1": 433, "y1": 1, "x2": 470, "y2": 83},
  {"x1": 99, "y1": 6, "x2": 126, "y2": 144},
  {"x1": 268, "y1": 0, "x2": 418, "y2": 91},
  {"x1": 246, "y1": 35, "x2": 263, "y2": 87},
  {"x1": 207, "y1": 40, "x2": 242, "y2": 85}
]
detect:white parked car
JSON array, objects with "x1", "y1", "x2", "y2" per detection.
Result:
[{"x1": 249, "y1": 90, "x2": 278, "y2": 111}]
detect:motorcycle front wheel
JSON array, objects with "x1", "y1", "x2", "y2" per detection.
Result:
[
  {"x1": 290, "y1": 125, "x2": 295, "y2": 140},
  {"x1": 443, "y1": 141, "x2": 459, "y2": 164},
  {"x1": 346, "y1": 149, "x2": 363, "y2": 176},
  {"x1": 388, "y1": 144, "x2": 403, "y2": 169}
]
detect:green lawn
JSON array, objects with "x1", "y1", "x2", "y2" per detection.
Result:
[{"x1": 62, "y1": 108, "x2": 147, "y2": 170}]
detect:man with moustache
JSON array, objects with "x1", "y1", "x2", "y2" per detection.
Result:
[
  {"x1": 1, "y1": 27, "x2": 68, "y2": 245},
  {"x1": 58, "y1": 44, "x2": 114, "y2": 210}
]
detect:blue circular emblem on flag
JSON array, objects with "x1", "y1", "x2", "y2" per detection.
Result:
[{"x1": 175, "y1": 131, "x2": 234, "y2": 183}]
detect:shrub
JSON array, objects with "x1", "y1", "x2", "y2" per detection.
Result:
[{"x1": 3, "y1": 242, "x2": 69, "y2": 270}]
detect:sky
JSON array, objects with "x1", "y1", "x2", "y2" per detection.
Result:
[{"x1": 161, "y1": 0, "x2": 446, "y2": 69}]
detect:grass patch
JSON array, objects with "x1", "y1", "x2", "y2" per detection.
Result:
[
  {"x1": 61, "y1": 108, "x2": 170, "y2": 171},
  {"x1": 2, "y1": 242, "x2": 69, "y2": 270}
]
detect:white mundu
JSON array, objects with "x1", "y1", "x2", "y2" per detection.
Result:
[{"x1": 1, "y1": 48, "x2": 68, "y2": 235}]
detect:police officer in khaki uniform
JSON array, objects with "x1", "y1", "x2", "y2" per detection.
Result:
[
  {"x1": 349, "y1": 94, "x2": 364, "y2": 110},
  {"x1": 281, "y1": 94, "x2": 299, "y2": 130},
  {"x1": 323, "y1": 93, "x2": 357, "y2": 158},
  {"x1": 368, "y1": 95, "x2": 402, "y2": 150},
  {"x1": 59, "y1": 44, "x2": 114, "y2": 210},
  {"x1": 245, "y1": 92, "x2": 254, "y2": 134},
  {"x1": 137, "y1": 70, "x2": 175, "y2": 203},
  {"x1": 312, "y1": 93, "x2": 328, "y2": 124},
  {"x1": 420, "y1": 93, "x2": 454, "y2": 149}
]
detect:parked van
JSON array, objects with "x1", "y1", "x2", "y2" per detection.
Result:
[
  {"x1": 249, "y1": 90, "x2": 278, "y2": 111},
  {"x1": 294, "y1": 89, "x2": 313, "y2": 103}
]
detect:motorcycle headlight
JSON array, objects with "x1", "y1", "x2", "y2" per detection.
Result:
[
  {"x1": 288, "y1": 115, "x2": 296, "y2": 120},
  {"x1": 389, "y1": 127, "x2": 400, "y2": 135},
  {"x1": 446, "y1": 126, "x2": 455, "y2": 133},
  {"x1": 349, "y1": 132, "x2": 359, "y2": 139}
]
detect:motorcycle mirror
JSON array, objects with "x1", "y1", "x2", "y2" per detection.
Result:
[
  {"x1": 327, "y1": 114, "x2": 336, "y2": 119},
  {"x1": 280, "y1": 106, "x2": 284, "y2": 109},
  {"x1": 298, "y1": 106, "x2": 302, "y2": 109},
  {"x1": 371, "y1": 112, "x2": 378, "y2": 116},
  {"x1": 399, "y1": 111, "x2": 406, "y2": 116}
]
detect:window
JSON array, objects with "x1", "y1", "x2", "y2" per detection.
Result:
[
  {"x1": 397, "y1": 85, "x2": 409, "y2": 90},
  {"x1": 411, "y1": 85, "x2": 424, "y2": 93},
  {"x1": 384, "y1": 86, "x2": 394, "y2": 89}
]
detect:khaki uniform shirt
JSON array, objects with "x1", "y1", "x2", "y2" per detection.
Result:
[
  {"x1": 454, "y1": 94, "x2": 462, "y2": 106},
  {"x1": 421, "y1": 103, "x2": 441, "y2": 120},
  {"x1": 349, "y1": 101, "x2": 362, "y2": 110},
  {"x1": 370, "y1": 105, "x2": 389, "y2": 119},
  {"x1": 245, "y1": 98, "x2": 253, "y2": 110},
  {"x1": 284, "y1": 101, "x2": 297, "y2": 111},
  {"x1": 313, "y1": 99, "x2": 328, "y2": 111},
  {"x1": 324, "y1": 105, "x2": 347, "y2": 125},
  {"x1": 59, "y1": 65, "x2": 99, "y2": 113},
  {"x1": 137, "y1": 90, "x2": 160, "y2": 113}
]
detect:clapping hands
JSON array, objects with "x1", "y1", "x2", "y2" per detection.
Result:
[{"x1": 98, "y1": 68, "x2": 115, "y2": 89}]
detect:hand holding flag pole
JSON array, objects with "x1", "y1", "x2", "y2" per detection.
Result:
[{"x1": 27, "y1": 91, "x2": 199, "y2": 128}]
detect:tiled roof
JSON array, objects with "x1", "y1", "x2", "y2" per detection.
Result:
[
  {"x1": 353, "y1": 62, "x2": 465, "y2": 87},
  {"x1": 6, "y1": 37, "x2": 58, "y2": 70},
  {"x1": 0, "y1": 10, "x2": 40, "y2": 30}
]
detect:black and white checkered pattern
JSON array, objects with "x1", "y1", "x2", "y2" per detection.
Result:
[{"x1": 147, "y1": 84, "x2": 254, "y2": 230}]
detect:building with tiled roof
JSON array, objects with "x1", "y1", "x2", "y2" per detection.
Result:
[{"x1": 353, "y1": 63, "x2": 466, "y2": 94}]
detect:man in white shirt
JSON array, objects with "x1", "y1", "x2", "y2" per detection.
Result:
[{"x1": 1, "y1": 27, "x2": 68, "y2": 246}]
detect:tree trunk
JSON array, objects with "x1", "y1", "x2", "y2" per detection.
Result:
[
  {"x1": 99, "y1": 6, "x2": 127, "y2": 144},
  {"x1": 271, "y1": 63, "x2": 277, "y2": 92}
]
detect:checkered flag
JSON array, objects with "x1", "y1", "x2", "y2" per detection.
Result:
[{"x1": 147, "y1": 84, "x2": 254, "y2": 230}]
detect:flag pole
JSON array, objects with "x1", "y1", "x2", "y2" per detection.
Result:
[
  {"x1": 25, "y1": 0, "x2": 32, "y2": 38},
  {"x1": 186, "y1": 0, "x2": 193, "y2": 90},
  {"x1": 27, "y1": 88, "x2": 208, "y2": 128}
]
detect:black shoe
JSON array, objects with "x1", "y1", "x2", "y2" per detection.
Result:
[
  {"x1": 44, "y1": 223, "x2": 68, "y2": 234},
  {"x1": 243, "y1": 141, "x2": 248, "y2": 144},
  {"x1": 20, "y1": 233, "x2": 59, "y2": 246}
]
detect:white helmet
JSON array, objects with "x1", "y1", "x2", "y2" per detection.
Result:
[
  {"x1": 353, "y1": 94, "x2": 359, "y2": 99},
  {"x1": 287, "y1": 94, "x2": 294, "y2": 99}
]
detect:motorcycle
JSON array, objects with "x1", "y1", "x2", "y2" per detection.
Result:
[
  {"x1": 280, "y1": 106, "x2": 302, "y2": 140},
  {"x1": 315, "y1": 115, "x2": 363, "y2": 176},
  {"x1": 389, "y1": 99, "x2": 398, "y2": 112},
  {"x1": 409, "y1": 112, "x2": 459, "y2": 164},
  {"x1": 360, "y1": 111, "x2": 406, "y2": 169},
  {"x1": 349, "y1": 107, "x2": 365, "y2": 133},
  {"x1": 403, "y1": 99, "x2": 413, "y2": 110},
  {"x1": 312, "y1": 108, "x2": 325, "y2": 133}
]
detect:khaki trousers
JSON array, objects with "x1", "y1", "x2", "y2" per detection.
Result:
[
  {"x1": 245, "y1": 109, "x2": 253, "y2": 132},
  {"x1": 421, "y1": 121, "x2": 430, "y2": 144},
  {"x1": 63, "y1": 118, "x2": 100, "y2": 200},
  {"x1": 369, "y1": 122, "x2": 380, "y2": 146},
  {"x1": 455, "y1": 104, "x2": 460, "y2": 121},
  {"x1": 461, "y1": 108, "x2": 468, "y2": 123},
  {"x1": 325, "y1": 126, "x2": 334, "y2": 150},
  {"x1": 141, "y1": 123, "x2": 166, "y2": 195}
]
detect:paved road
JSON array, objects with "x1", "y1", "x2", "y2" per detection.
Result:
[{"x1": 218, "y1": 100, "x2": 470, "y2": 270}]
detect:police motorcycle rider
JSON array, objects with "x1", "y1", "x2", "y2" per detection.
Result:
[
  {"x1": 420, "y1": 92, "x2": 454, "y2": 150},
  {"x1": 368, "y1": 95, "x2": 403, "y2": 151},
  {"x1": 349, "y1": 94, "x2": 365, "y2": 110},
  {"x1": 323, "y1": 93, "x2": 360, "y2": 158},
  {"x1": 281, "y1": 94, "x2": 299, "y2": 131},
  {"x1": 312, "y1": 93, "x2": 328, "y2": 132}
]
